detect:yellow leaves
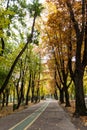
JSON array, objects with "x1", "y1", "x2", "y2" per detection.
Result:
[
  {"x1": 45, "y1": 1, "x2": 57, "y2": 14},
  {"x1": 0, "y1": 8, "x2": 15, "y2": 31},
  {"x1": 0, "y1": 17, "x2": 10, "y2": 28},
  {"x1": 0, "y1": 30, "x2": 4, "y2": 37},
  {"x1": 5, "y1": 10, "x2": 15, "y2": 16},
  {"x1": 0, "y1": 55, "x2": 6, "y2": 66},
  {"x1": 0, "y1": 55, "x2": 5, "y2": 61}
]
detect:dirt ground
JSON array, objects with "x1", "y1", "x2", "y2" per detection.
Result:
[
  {"x1": 61, "y1": 100, "x2": 87, "y2": 130},
  {"x1": 0, "y1": 103, "x2": 33, "y2": 118}
]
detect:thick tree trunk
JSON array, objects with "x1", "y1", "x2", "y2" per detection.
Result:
[
  {"x1": 74, "y1": 71, "x2": 86, "y2": 115},
  {"x1": 64, "y1": 88, "x2": 71, "y2": 107},
  {"x1": 59, "y1": 89, "x2": 64, "y2": 104},
  {"x1": 66, "y1": 0, "x2": 87, "y2": 116}
]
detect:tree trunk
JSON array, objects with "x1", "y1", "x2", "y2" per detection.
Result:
[
  {"x1": 36, "y1": 87, "x2": 40, "y2": 103},
  {"x1": 59, "y1": 89, "x2": 64, "y2": 104},
  {"x1": 64, "y1": 87, "x2": 71, "y2": 107},
  {"x1": 31, "y1": 80, "x2": 35, "y2": 103},
  {"x1": 6, "y1": 89, "x2": 10, "y2": 106},
  {"x1": 66, "y1": 0, "x2": 87, "y2": 116},
  {"x1": 25, "y1": 73, "x2": 31, "y2": 105},
  {"x1": 31, "y1": 72, "x2": 36, "y2": 103},
  {"x1": 2, "y1": 92, "x2": 5, "y2": 107},
  {"x1": 74, "y1": 70, "x2": 86, "y2": 115},
  {"x1": 15, "y1": 81, "x2": 20, "y2": 103},
  {"x1": 16, "y1": 72, "x2": 25, "y2": 109},
  {"x1": 0, "y1": 38, "x2": 5, "y2": 56},
  {"x1": 54, "y1": 89, "x2": 58, "y2": 100}
]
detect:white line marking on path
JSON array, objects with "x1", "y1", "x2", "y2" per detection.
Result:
[
  {"x1": 24, "y1": 102, "x2": 49, "y2": 130},
  {"x1": 9, "y1": 102, "x2": 49, "y2": 130}
]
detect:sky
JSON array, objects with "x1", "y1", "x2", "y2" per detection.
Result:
[
  {"x1": 39, "y1": 0, "x2": 45, "y2": 3},
  {"x1": 28, "y1": 0, "x2": 45, "y2": 3}
]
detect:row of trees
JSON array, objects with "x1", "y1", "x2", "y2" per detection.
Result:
[
  {"x1": 40, "y1": 0, "x2": 87, "y2": 116},
  {"x1": 0, "y1": 0, "x2": 45, "y2": 110}
]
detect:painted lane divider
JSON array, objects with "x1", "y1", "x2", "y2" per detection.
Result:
[{"x1": 9, "y1": 102, "x2": 49, "y2": 130}]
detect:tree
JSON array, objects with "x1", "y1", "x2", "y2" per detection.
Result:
[
  {"x1": 46, "y1": 0, "x2": 87, "y2": 115},
  {"x1": 40, "y1": 2, "x2": 72, "y2": 106},
  {"x1": 66, "y1": 0, "x2": 87, "y2": 115},
  {"x1": 0, "y1": 0, "x2": 44, "y2": 94}
]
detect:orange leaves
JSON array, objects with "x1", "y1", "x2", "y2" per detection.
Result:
[{"x1": 47, "y1": 11, "x2": 63, "y2": 29}]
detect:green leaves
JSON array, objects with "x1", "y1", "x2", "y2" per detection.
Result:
[
  {"x1": 28, "y1": 0, "x2": 44, "y2": 17},
  {"x1": 0, "y1": 0, "x2": 44, "y2": 95},
  {"x1": 0, "y1": 9, "x2": 15, "y2": 27},
  {"x1": 0, "y1": 8, "x2": 15, "y2": 38}
]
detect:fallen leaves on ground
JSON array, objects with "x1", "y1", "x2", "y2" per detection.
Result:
[
  {"x1": 0, "y1": 103, "x2": 33, "y2": 118},
  {"x1": 61, "y1": 100, "x2": 87, "y2": 126}
]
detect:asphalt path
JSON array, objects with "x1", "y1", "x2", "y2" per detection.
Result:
[{"x1": 0, "y1": 99, "x2": 77, "y2": 130}]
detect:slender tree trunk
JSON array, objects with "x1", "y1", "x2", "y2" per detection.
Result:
[
  {"x1": 54, "y1": 89, "x2": 58, "y2": 100},
  {"x1": 31, "y1": 72, "x2": 36, "y2": 103},
  {"x1": 36, "y1": 58, "x2": 41, "y2": 103},
  {"x1": 0, "y1": 38, "x2": 5, "y2": 56},
  {"x1": 36, "y1": 87, "x2": 40, "y2": 103},
  {"x1": 15, "y1": 80, "x2": 20, "y2": 102},
  {"x1": 25, "y1": 73, "x2": 31, "y2": 105},
  {"x1": 2, "y1": 92, "x2": 5, "y2": 107},
  {"x1": 17, "y1": 79, "x2": 24, "y2": 109},
  {"x1": 6, "y1": 89, "x2": 10, "y2": 106},
  {"x1": 31, "y1": 80, "x2": 35, "y2": 103},
  {"x1": 16, "y1": 69, "x2": 25, "y2": 109}
]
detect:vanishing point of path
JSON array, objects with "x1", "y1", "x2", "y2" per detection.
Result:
[{"x1": 0, "y1": 99, "x2": 83, "y2": 130}]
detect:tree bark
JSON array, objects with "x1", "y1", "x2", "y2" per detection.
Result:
[
  {"x1": 59, "y1": 89, "x2": 64, "y2": 104},
  {"x1": 74, "y1": 69, "x2": 86, "y2": 115},
  {"x1": 66, "y1": 0, "x2": 87, "y2": 115},
  {"x1": 1, "y1": 38, "x2": 5, "y2": 56},
  {"x1": 31, "y1": 80, "x2": 35, "y2": 103},
  {"x1": 6, "y1": 88, "x2": 10, "y2": 106},
  {"x1": 54, "y1": 89, "x2": 58, "y2": 100},
  {"x1": 25, "y1": 72, "x2": 31, "y2": 105},
  {"x1": 64, "y1": 87, "x2": 71, "y2": 107},
  {"x1": 2, "y1": 92, "x2": 5, "y2": 107},
  {"x1": 16, "y1": 75, "x2": 24, "y2": 109}
]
